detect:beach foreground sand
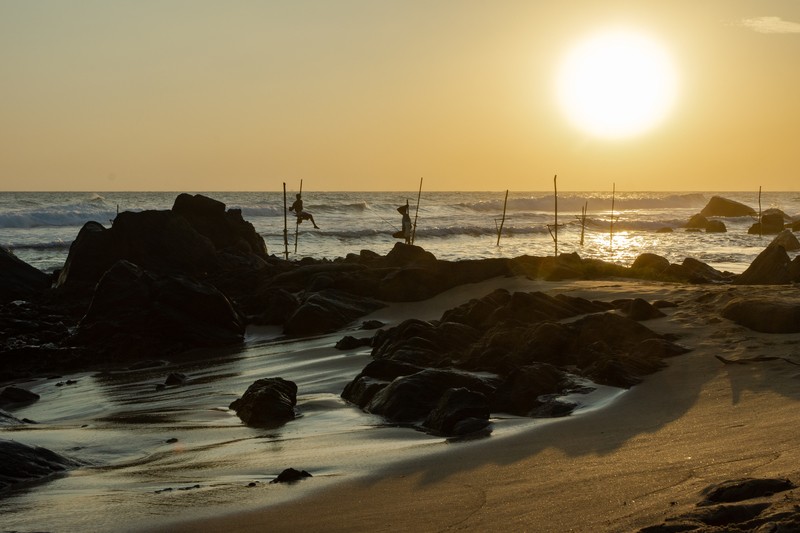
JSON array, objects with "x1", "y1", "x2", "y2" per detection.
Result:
[{"x1": 161, "y1": 279, "x2": 800, "y2": 532}]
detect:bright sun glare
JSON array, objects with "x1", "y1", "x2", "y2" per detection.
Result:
[{"x1": 556, "y1": 28, "x2": 679, "y2": 139}]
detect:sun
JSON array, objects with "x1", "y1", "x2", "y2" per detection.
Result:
[{"x1": 556, "y1": 28, "x2": 679, "y2": 139}]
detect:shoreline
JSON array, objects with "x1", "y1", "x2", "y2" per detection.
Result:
[{"x1": 152, "y1": 280, "x2": 800, "y2": 532}]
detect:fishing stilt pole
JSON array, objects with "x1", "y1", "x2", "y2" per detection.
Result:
[
  {"x1": 546, "y1": 175, "x2": 562, "y2": 257},
  {"x1": 610, "y1": 182, "x2": 616, "y2": 252},
  {"x1": 496, "y1": 189, "x2": 509, "y2": 246},
  {"x1": 758, "y1": 185, "x2": 762, "y2": 238},
  {"x1": 283, "y1": 182, "x2": 289, "y2": 260},
  {"x1": 294, "y1": 179, "x2": 303, "y2": 254},
  {"x1": 411, "y1": 177, "x2": 423, "y2": 245},
  {"x1": 575, "y1": 201, "x2": 588, "y2": 246}
]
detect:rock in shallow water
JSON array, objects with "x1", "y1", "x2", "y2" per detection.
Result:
[
  {"x1": 229, "y1": 378, "x2": 298, "y2": 427},
  {"x1": 0, "y1": 439, "x2": 82, "y2": 491}
]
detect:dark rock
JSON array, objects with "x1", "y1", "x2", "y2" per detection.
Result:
[
  {"x1": 270, "y1": 467, "x2": 312, "y2": 484},
  {"x1": 734, "y1": 244, "x2": 792, "y2": 285},
  {"x1": 0, "y1": 409, "x2": 26, "y2": 426},
  {"x1": 700, "y1": 196, "x2": 756, "y2": 217},
  {"x1": 248, "y1": 287, "x2": 299, "y2": 325},
  {"x1": 283, "y1": 289, "x2": 385, "y2": 336},
  {"x1": 361, "y1": 320, "x2": 384, "y2": 330},
  {"x1": 721, "y1": 299, "x2": 800, "y2": 333},
  {"x1": 631, "y1": 253, "x2": 670, "y2": 276},
  {"x1": 384, "y1": 243, "x2": 437, "y2": 267},
  {"x1": 491, "y1": 363, "x2": 570, "y2": 416},
  {"x1": 0, "y1": 386, "x2": 40, "y2": 406},
  {"x1": 172, "y1": 193, "x2": 268, "y2": 259},
  {"x1": 685, "y1": 214, "x2": 709, "y2": 229},
  {"x1": 0, "y1": 246, "x2": 50, "y2": 302},
  {"x1": 624, "y1": 298, "x2": 667, "y2": 321},
  {"x1": 700, "y1": 478, "x2": 794, "y2": 505},
  {"x1": 229, "y1": 378, "x2": 298, "y2": 427},
  {"x1": 666, "y1": 258, "x2": 730, "y2": 283},
  {"x1": 0, "y1": 439, "x2": 82, "y2": 491},
  {"x1": 679, "y1": 502, "x2": 770, "y2": 527},
  {"x1": 74, "y1": 260, "x2": 245, "y2": 357},
  {"x1": 164, "y1": 373, "x2": 187, "y2": 386},
  {"x1": 768, "y1": 229, "x2": 800, "y2": 252},
  {"x1": 365, "y1": 369, "x2": 496, "y2": 423},
  {"x1": 704, "y1": 219, "x2": 727, "y2": 233},
  {"x1": 422, "y1": 387, "x2": 491, "y2": 436},
  {"x1": 334, "y1": 335, "x2": 372, "y2": 350},
  {"x1": 748, "y1": 212, "x2": 785, "y2": 235},
  {"x1": 529, "y1": 397, "x2": 577, "y2": 418}
]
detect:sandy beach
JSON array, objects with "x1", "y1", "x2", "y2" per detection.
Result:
[{"x1": 154, "y1": 278, "x2": 800, "y2": 532}]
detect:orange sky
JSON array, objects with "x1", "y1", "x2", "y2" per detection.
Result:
[{"x1": 1, "y1": 1, "x2": 799, "y2": 192}]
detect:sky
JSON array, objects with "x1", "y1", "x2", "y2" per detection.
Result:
[{"x1": 1, "y1": 1, "x2": 799, "y2": 192}]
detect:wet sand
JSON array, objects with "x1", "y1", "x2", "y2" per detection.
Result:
[{"x1": 159, "y1": 280, "x2": 800, "y2": 532}]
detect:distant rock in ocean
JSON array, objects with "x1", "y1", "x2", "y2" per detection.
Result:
[{"x1": 699, "y1": 196, "x2": 756, "y2": 217}]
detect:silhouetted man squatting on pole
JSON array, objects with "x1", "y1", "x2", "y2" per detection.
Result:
[
  {"x1": 395, "y1": 202, "x2": 412, "y2": 244},
  {"x1": 289, "y1": 193, "x2": 319, "y2": 229}
]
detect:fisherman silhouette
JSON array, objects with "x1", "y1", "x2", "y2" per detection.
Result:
[
  {"x1": 289, "y1": 193, "x2": 319, "y2": 229},
  {"x1": 395, "y1": 202, "x2": 412, "y2": 244}
]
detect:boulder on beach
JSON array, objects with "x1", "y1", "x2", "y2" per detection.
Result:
[
  {"x1": 74, "y1": 260, "x2": 245, "y2": 357},
  {"x1": 0, "y1": 386, "x2": 40, "y2": 407},
  {"x1": 699, "y1": 196, "x2": 756, "y2": 217},
  {"x1": 721, "y1": 298, "x2": 800, "y2": 333},
  {"x1": 734, "y1": 244, "x2": 793, "y2": 285},
  {"x1": 229, "y1": 378, "x2": 298, "y2": 427},
  {"x1": 769, "y1": 229, "x2": 800, "y2": 252},
  {"x1": 0, "y1": 246, "x2": 50, "y2": 302},
  {"x1": 283, "y1": 289, "x2": 384, "y2": 336},
  {"x1": 56, "y1": 194, "x2": 268, "y2": 291},
  {"x1": 0, "y1": 439, "x2": 82, "y2": 491}
]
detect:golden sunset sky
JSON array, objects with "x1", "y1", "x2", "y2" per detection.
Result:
[{"x1": 1, "y1": 1, "x2": 799, "y2": 192}]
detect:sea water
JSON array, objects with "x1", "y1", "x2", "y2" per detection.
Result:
[
  {"x1": 1, "y1": 191, "x2": 799, "y2": 531},
  {"x1": 2, "y1": 190, "x2": 799, "y2": 275}
]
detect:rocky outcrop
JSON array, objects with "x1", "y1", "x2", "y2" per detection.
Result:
[
  {"x1": 73, "y1": 260, "x2": 244, "y2": 359},
  {"x1": 343, "y1": 289, "x2": 689, "y2": 436},
  {"x1": 700, "y1": 196, "x2": 756, "y2": 217},
  {"x1": 283, "y1": 289, "x2": 384, "y2": 336},
  {"x1": 748, "y1": 212, "x2": 785, "y2": 235},
  {"x1": 0, "y1": 386, "x2": 40, "y2": 407},
  {"x1": 229, "y1": 378, "x2": 298, "y2": 427},
  {"x1": 733, "y1": 244, "x2": 794, "y2": 285},
  {"x1": 0, "y1": 246, "x2": 50, "y2": 302},
  {"x1": 0, "y1": 439, "x2": 82, "y2": 491},
  {"x1": 769, "y1": 229, "x2": 800, "y2": 252},
  {"x1": 721, "y1": 299, "x2": 800, "y2": 333}
]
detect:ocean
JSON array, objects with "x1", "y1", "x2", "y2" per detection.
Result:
[
  {"x1": 2, "y1": 190, "x2": 799, "y2": 275},
  {"x1": 2, "y1": 190, "x2": 799, "y2": 531}
]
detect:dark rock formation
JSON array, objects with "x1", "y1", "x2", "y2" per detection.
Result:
[
  {"x1": 769, "y1": 229, "x2": 800, "y2": 252},
  {"x1": 343, "y1": 289, "x2": 689, "y2": 436},
  {"x1": 422, "y1": 387, "x2": 491, "y2": 436},
  {"x1": 0, "y1": 246, "x2": 50, "y2": 302},
  {"x1": 73, "y1": 260, "x2": 245, "y2": 358},
  {"x1": 700, "y1": 478, "x2": 794, "y2": 505},
  {"x1": 704, "y1": 219, "x2": 727, "y2": 233},
  {"x1": 700, "y1": 196, "x2": 756, "y2": 217},
  {"x1": 0, "y1": 386, "x2": 40, "y2": 406},
  {"x1": 639, "y1": 477, "x2": 796, "y2": 532},
  {"x1": 334, "y1": 335, "x2": 372, "y2": 350},
  {"x1": 734, "y1": 244, "x2": 793, "y2": 285},
  {"x1": 0, "y1": 439, "x2": 82, "y2": 491},
  {"x1": 283, "y1": 289, "x2": 384, "y2": 336},
  {"x1": 686, "y1": 214, "x2": 710, "y2": 230},
  {"x1": 270, "y1": 467, "x2": 312, "y2": 484},
  {"x1": 721, "y1": 299, "x2": 800, "y2": 333},
  {"x1": 229, "y1": 378, "x2": 298, "y2": 427},
  {"x1": 631, "y1": 253, "x2": 670, "y2": 277},
  {"x1": 624, "y1": 298, "x2": 667, "y2": 321},
  {"x1": 666, "y1": 258, "x2": 731, "y2": 284},
  {"x1": 748, "y1": 212, "x2": 785, "y2": 235}
]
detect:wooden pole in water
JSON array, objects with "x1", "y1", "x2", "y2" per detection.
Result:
[
  {"x1": 282, "y1": 183, "x2": 289, "y2": 260},
  {"x1": 553, "y1": 175, "x2": 558, "y2": 256},
  {"x1": 758, "y1": 186, "x2": 762, "y2": 238},
  {"x1": 411, "y1": 177, "x2": 423, "y2": 245},
  {"x1": 496, "y1": 189, "x2": 509, "y2": 246},
  {"x1": 294, "y1": 179, "x2": 303, "y2": 254},
  {"x1": 610, "y1": 182, "x2": 616, "y2": 251},
  {"x1": 576, "y1": 201, "x2": 588, "y2": 246}
]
